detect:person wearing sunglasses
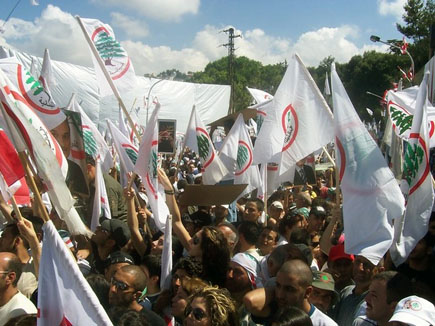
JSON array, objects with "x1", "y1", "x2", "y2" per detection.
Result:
[
  {"x1": 108, "y1": 265, "x2": 165, "y2": 326},
  {"x1": 184, "y1": 286, "x2": 238, "y2": 326}
]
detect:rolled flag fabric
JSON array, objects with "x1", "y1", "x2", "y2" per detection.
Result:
[
  {"x1": 134, "y1": 102, "x2": 169, "y2": 232},
  {"x1": 324, "y1": 72, "x2": 331, "y2": 96},
  {"x1": 90, "y1": 157, "x2": 111, "y2": 232},
  {"x1": 390, "y1": 72, "x2": 434, "y2": 266},
  {"x1": 37, "y1": 220, "x2": 113, "y2": 326},
  {"x1": 160, "y1": 215, "x2": 172, "y2": 290},
  {"x1": 331, "y1": 63, "x2": 405, "y2": 265},
  {"x1": 77, "y1": 16, "x2": 137, "y2": 98},
  {"x1": 39, "y1": 48, "x2": 57, "y2": 89},
  {"x1": 0, "y1": 56, "x2": 65, "y2": 130},
  {"x1": 184, "y1": 106, "x2": 228, "y2": 185}
]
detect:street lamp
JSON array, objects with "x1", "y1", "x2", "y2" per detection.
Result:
[
  {"x1": 145, "y1": 72, "x2": 176, "y2": 123},
  {"x1": 370, "y1": 34, "x2": 415, "y2": 82}
]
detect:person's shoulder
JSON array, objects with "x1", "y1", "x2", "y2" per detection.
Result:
[
  {"x1": 311, "y1": 306, "x2": 338, "y2": 326},
  {"x1": 352, "y1": 315, "x2": 377, "y2": 326},
  {"x1": 8, "y1": 291, "x2": 37, "y2": 312},
  {"x1": 140, "y1": 307, "x2": 166, "y2": 326}
]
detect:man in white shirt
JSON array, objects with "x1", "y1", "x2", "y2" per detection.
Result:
[{"x1": 0, "y1": 252, "x2": 37, "y2": 326}]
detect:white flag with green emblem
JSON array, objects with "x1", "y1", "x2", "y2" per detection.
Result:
[
  {"x1": 219, "y1": 114, "x2": 261, "y2": 196},
  {"x1": 134, "y1": 102, "x2": 169, "y2": 232},
  {"x1": 107, "y1": 119, "x2": 138, "y2": 174},
  {"x1": 185, "y1": 107, "x2": 228, "y2": 185},
  {"x1": 79, "y1": 17, "x2": 137, "y2": 98},
  {"x1": 0, "y1": 56, "x2": 65, "y2": 130},
  {"x1": 66, "y1": 94, "x2": 112, "y2": 171},
  {"x1": 390, "y1": 72, "x2": 435, "y2": 266}
]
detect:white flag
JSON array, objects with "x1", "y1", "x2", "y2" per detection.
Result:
[
  {"x1": 38, "y1": 220, "x2": 113, "y2": 326},
  {"x1": 118, "y1": 106, "x2": 129, "y2": 136},
  {"x1": 390, "y1": 72, "x2": 435, "y2": 266},
  {"x1": 331, "y1": 63, "x2": 405, "y2": 265},
  {"x1": 184, "y1": 107, "x2": 228, "y2": 185},
  {"x1": 39, "y1": 48, "x2": 57, "y2": 90},
  {"x1": 66, "y1": 94, "x2": 113, "y2": 172},
  {"x1": 78, "y1": 17, "x2": 137, "y2": 97},
  {"x1": 160, "y1": 215, "x2": 172, "y2": 290},
  {"x1": 324, "y1": 72, "x2": 331, "y2": 96},
  {"x1": 0, "y1": 69, "x2": 89, "y2": 236},
  {"x1": 219, "y1": 114, "x2": 262, "y2": 196},
  {"x1": 253, "y1": 54, "x2": 334, "y2": 177},
  {"x1": 134, "y1": 103, "x2": 169, "y2": 232},
  {"x1": 257, "y1": 163, "x2": 267, "y2": 201},
  {"x1": 247, "y1": 87, "x2": 273, "y2": 104},
  {"x1": 0, "y1": 56, "x2": 65, "y2": 130},
  {"x1": 90, "y1": 158, "x2": 111, "y2": 232}
]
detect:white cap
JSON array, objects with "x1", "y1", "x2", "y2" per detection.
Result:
[
  {"x1": 389, "y1": 295, "x2": 435, "y2": 326},
  {"x1": 271, "y1": 201, "x2": 284, "y2": 210}
]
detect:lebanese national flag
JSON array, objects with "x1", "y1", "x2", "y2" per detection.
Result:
[
  {"x1": 0, "y1": 56, "x2": 65, "y2": 130},
  {"x1": 219, "y1": 114, "x2": 262, "y2": 197},
  {"x1": 39, "y1": 48, "x2": 57, "y2": 91},
  {"x1": 184, "y1": 107, "x2": 228, "y2": 185},
  {"x1": 0, "y1": 69, "x2": 89, "y2": 236},
  {"x1": 77, "y1": 16, "x2": 137, "y2": 98},
  {"x1": 38, "y1": 220, "x2": 113, "y2": 326},
  {"x1": 253, "y1": 54, "x2": 334, "y2": 179},
  {"x1": 66, "y1": 94, "x2": 112, "y2": 172},
  {"x1": 90, "y1": 157, "x2": 111, "y2": 232},
  {"x1": 390, "y1": 72, "x2": 435, "y2": 266},
  {"x1": 134, "y1": 102, "x2": 169, "y2": 232},
  {"x1": 331, "y1": 63, "x2": 405, "y2": 265}
]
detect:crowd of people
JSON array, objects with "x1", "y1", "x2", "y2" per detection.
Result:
[{"x1": 0, "y1": 146, "x2": 434, "y2": 326}]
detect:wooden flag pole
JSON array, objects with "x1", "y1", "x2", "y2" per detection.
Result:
[
  {"x1": 17, "y1": 152, "x2": 50, "y2": 222},
  {"x1": 9, "y1": 196, "x2": 23, "y2": 222},
  {"x1": 75, "y1": 16, "x2": 141, "y2": 142}
]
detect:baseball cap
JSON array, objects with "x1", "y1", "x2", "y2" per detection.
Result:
[
  {"x1": 389, "y1": 295, "x2": 435, "y2": 326},
  {"x1": 312, "y1": 271, "x2": 339, "y2": 303},
  {"x1": 100, "y1": 219, "x2": 131, "y2": 248},
  {"x1": 310, "y1": 206, "x2": 326, "y2": 217},
  {"x1": 104, "y1": 251, "x2": 134, "y2": 268},
  {"x1": 328, "y1": 243, "x2": 354, "y2": 262},
  {"x1": 271, "y1": 201, "x2": 284, "y2": 210}
]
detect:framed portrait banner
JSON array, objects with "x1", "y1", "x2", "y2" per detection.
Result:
[{"x1": 158, "y1": 119, "x2": 176, "y2": 154}]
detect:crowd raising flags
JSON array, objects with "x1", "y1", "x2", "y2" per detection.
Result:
[{"x1": 0, "y1": 12, "x2": 434, "y2": 326}]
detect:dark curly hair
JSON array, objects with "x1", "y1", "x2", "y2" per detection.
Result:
[
  {"x1": 200, "y1": 226, "x2": 230, "y2": 287},
  {"x1": 172, "y1": 256, "x2": 203, "y2": 278}
]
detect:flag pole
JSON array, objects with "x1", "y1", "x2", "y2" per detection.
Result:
[
  {"x1": 9, "y1": 196, "x2": 23, "y2": 221},
  {"x1": 75, "y1": 15, "x2": 141, "y2": 142}
]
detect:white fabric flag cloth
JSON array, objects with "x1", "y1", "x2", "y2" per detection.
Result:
[
  {"x1": 246, "y1": 87, "x2": 273, "y2": 104},
  {"x1": 257, "y1": 163, "x2": 267, "y2": 201},
  {"x1": 160, "y1": 215, "x2": 172, "y2": 290},
  {"x1": 134, "y1": 103, "x2": 169, "y2": 232},
  {"x1": 78, "y1": 17, "x2": 137, "y2": 98},
  {"x1": 219, "y1": 114, "x2": 262, "y2": 196},
  {"x1": 331, "y1": 63, "x2": 405, "y2": 265},
  {"x1": 0, "y1": 70, "x2": 89, "y2": 236},
  {"x1": 66, "y1": 94, "x2": 113, "y2": 172},
  {"x1": 39, "y1": 48, "x2": 57, "y2": 89},
  {"x1": 118, "y1": 106, "x2": 129, "y2": 136},
  {"x1": 38, "y1": 220, "x2": 113, "y2": 326},
  {"x1": 386, "y1": 86, "x2": 435, "y2": 147},
  {"x1": 324, "y1": 72, "x2": 331, "y2": 96},
  {"x1": 90, "y1": 158, "x2": 111, "y2": 232},
  {"x1": 0, "y1": 56, "x2": 65, "y2": 130},
  {"x1": 185, "y1": 106, "x2": 228, "y2": 185},
  {"x1": 0, "y1": 172, "x2": 21, "y2": 203},
  {"x1": 390, "y1": 72, "x2": 435, "y2": 266},
  {"x1": 253, "y1": 53, "x2": 334, "y2": 175}
]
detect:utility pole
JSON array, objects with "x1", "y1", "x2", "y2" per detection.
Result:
[{"x1": 222, "y1": 28, "x2": 241, "y2": 114}]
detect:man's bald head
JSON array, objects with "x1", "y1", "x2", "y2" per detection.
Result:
[
  {"x1": 0, "y1": 252, "x2": 22, "y2": 286},
  {"x1": 279, "y1": 259, "x2": 313, "y2": 288},
  {"x1": 120, "y1": 265, "x2": 147, "y2": 292}
]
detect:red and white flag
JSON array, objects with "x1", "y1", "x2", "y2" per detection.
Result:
[
  {"x1": 390, "y1": 72, "x2": 435, "y2": 266},
  {"x1": 246, "y1": 87, "x2": 273, "y2": 104},
  {"x1": 219, "y1": 114, "x2": 262, "y2": 197},
  {"x1": 134, "y1": 102, "x2": 169, "y2": 232},
  {"x1": 331, "y1": 63, "x2": 405, "y2": 265},
  {"x1": 0, "y1": 69, "x2": 89, "y2": 236},
  {"x1": 0, "y1": 56, "x2": 65, "y2": 130},
  {"x1": 253, "y1": 54, "x2": 334, "y2": 180},
  {"x1": 185, "y1": 107, "x2": 228, "y2": 185},
  {"x1": 90, "y1": 157, "x2": 111, "y2": 232},
  {"x1": 38, "y1": 220, "x2": 113, "y2": 326},
  {"x1": 77, "y1": 17, "x2": 137, "y2": 98}
]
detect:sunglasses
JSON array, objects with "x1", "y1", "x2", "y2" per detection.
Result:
[
  {"x1": 185, "y1": 306, "x2": 207, "y2": 321},
  {"x1": 111, "y1": 277, "x2": 132, "y2": 291}
]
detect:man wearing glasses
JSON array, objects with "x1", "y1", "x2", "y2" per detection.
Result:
[
  {"x1": 108, "y1": 264, "x2": 165, "y2": 326},
  {"x1": 0, "y1": 252, "x2": 36, "y2": 325}
]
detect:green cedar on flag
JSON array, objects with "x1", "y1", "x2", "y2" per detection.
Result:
[
  {"x1": 184, "y1": 106, "x2": 228, "y2": 185},
  {"x1": 79, "y1": 17, "x2": 137, "y2": 98},
  {"x1": 390, "y1": 72, "x2": 435, "y2": 266}
]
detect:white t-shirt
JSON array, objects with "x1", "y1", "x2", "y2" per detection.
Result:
[
  {"x1": 310, "y1": 305, "x2": 338, "y2": 326},
  {"x1": 0, "y1": 291, "x2": 37, "y2": 325}
]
